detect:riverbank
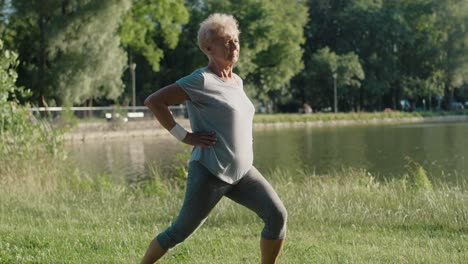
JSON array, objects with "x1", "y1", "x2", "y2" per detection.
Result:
[
  {"x1": 1, "y1": 164, "x2": 467, "y2": 263},
  {"x1": 63, "y1": 112, "x2": 468, "y2": 141}
]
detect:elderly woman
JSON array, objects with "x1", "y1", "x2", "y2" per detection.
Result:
[{"x1": 141, "y1": 13, "x2": 287, "y2": 264}]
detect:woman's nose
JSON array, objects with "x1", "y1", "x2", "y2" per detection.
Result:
[{"x1": 230, "y1": 42, "x2": 238, "y2": 51}]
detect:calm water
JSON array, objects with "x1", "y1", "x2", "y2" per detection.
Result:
[{"x1": 67, "y1": 121, "x2": 468, "y2": 182}]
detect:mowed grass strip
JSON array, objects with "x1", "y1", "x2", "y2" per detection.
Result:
[{"x1": 253, "y1": 111, "x2": 468, "y2": 124}]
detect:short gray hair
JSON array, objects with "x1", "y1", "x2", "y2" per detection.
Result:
[{"x1": 198, "y1": 13, "x2": 240, "y2": 54}]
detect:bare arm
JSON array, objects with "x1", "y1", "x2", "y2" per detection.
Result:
[
  {"x1": 144, "y1": 83, "x2": 217, "y2": 147},
  {"x1": 144, "y1": 83, "x2": 188, "y2": 131}
]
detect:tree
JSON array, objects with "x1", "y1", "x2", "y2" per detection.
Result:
[
  {"x1": 48, "y1": 1, "x2": 132, "y2": 105},
  {"x1": 118, "y1": 0, "x2": 189, "y2": 105},
  {"x1": 1, "y1": 0, "x2": 55, "y2": 105},
  {"x1": 3, "y1": 0, "x2": 132, "y2": 105},
  {"x1": 335, "y1": 0, "x2": 407, "y2": 110},
  {"x1": 432, "y1": 0, "x2": 468, "y2": 107},
  {"x1": 0, "y1": 38, "x2": 62, "y2": 169},
  {"x1": 119, "y1": 0, "x2": 189, "y2": 72},
  {"x1": 0, "y1": 39, "x2": 20, "y2": 109},
  {"x1": 298, "y1": 0, "x2": 393, "y2": 111},
  {"x1": 0, "y1": 38, "x2": 34, "y2": 150},
  {"x1": 301, "y1": 47, "x2": 364, "y2": 111},
  {"x1": 209, "y1": 0, "x2": 308, "y2": 106},
  {"x1": 336, "y1": 51, "x2": 365, "y2": 111},
  {"x1": 0, "y1": 0, "x2": 13, "y2": 27},
  {"x1": 142, "y1": 0, "x2": 308, "y2": 110},
  {"x1": 297, "y1": 0, "x2": 451, "y2": 111},
  {"x1": 148, "y1": 0, "x2": 212, "y2": 91},
  {"x1": 401, "y1": 75, "x2": 444, "y2": 104}
]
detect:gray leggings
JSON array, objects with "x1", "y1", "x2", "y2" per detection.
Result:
[{"x1": 156, "y1": 161, "x2": 287, "y2": 250}]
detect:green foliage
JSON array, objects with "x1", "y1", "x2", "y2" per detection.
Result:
[
  {"x1": 1, "y1": 1, "x2": 49, "y2": 104},
  {"x1": 431, "y1": 0, "x2": 468, "y2": 106},
  {"x1": 66, "y1": 171, "x2": 115, "y2": 193},
  {"x1": 119, "y1": 0, "x2": 189, "y2": 72},
  {"x1": 0, "y1": 39, "x2": 63, "y2": 178},
  {"x1": 402, "y1": 158, "x2": 433, "y2": 191},
  {"x1": 4, "y1": 0, "x2": 132, "y2": 105},
  {"x1": 2, "y1": 0, "x2": 468, "y2": 111},
  {"x1": 151, "y1": 0, "x2": 308, "y2": 105},
  {"x1": 401, "y1": 75, "x2": 444, "y2": 100},
  {"x1": 303, "y1": 47, "x2": 364, "y2": 110},
  {"x1": 292, "y1": 0, "x2": 468, "y2": 112},
  {"x1": 434, "y1": 0, "x2": 468, "y2": 85},
  {"x1": 48, "y1": 0, "x2": 132, "y2": 104},
  {"x1": 0, "y1": 40, "x2": 18, "y2": 104},
  {"x1": 172, "y1": 144, "x2": 191, "y2": 187},
  {"x1": 138, "y1": 165, "x2": 169, "y2": 197},
  {"x1": 1, "y1": 37, "x2": 27, "y2": 130},
  {"x1": 206, "y1": 0, "x2": 308, "y2": 102}
]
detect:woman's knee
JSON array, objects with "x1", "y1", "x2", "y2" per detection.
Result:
[
  {"x1": 272, "y1": 203, "x2": 288, "y2": 229},
  {"x1": 263, "y1": 203, "x2": 288, "y2": 239},
  {"x1": 157, "y1": 219, "x2": 205, "y2": 250}
]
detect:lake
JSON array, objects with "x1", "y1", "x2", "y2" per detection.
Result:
[{"x1": 67, "y1": 121, "x2": 468, "y2": 183}]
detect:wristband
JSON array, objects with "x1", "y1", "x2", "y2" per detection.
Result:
[{"x1": 169, "y1": 123, "x2": 188, "y2": 141}]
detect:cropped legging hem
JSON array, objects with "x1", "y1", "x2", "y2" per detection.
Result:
[{"x1": 156, "y1": 161, "x2": 287, "y2": 250}]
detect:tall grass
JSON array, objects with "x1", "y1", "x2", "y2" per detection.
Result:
[{"x1": 1, "y1": 152, "x2": 467, "y2": 263}]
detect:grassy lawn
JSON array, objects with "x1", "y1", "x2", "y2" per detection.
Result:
[
  {"x1": 52, "y1": 110, "x2": 468, "y2": 129},
  {"x1": 1, "y1": 163, "x2": 467, "y2": 263},
  {"x1": 253, "y1": 111, "x2": 468, "y2": 124}
]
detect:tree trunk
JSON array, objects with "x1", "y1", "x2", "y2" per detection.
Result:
[
  {"x1": 449, "y1": 87, "x2": 454, "y2": 109},
  {"x1": 88, "y1": 97, "x2": 93, "y2": 119},
  {"x1": 62, "y1": 0, "x2": 71, "y2": 15},
  {"x1": 359, "y1": 86, "x2": 363, "y2": 112},
  {"x1": 443, "y1": 86, "x2": 454, "y2": 110},
  {"x1": 38, "y1": 5, "x2": 46, "y2": 106}
]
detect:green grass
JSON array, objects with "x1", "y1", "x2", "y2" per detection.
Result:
[
  {"x1": 253, "y1": 110, "x2": 468, "y2": 124},
  {"x1": 47, "y1": 110, "x2": 468, "y2": 129},
  {"x1": 1, "y1": 160, "x2": 467, "y2": 264}
]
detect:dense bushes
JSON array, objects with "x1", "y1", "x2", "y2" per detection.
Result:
[{"x1": 0, "y1": 39, "x2": 64, "y2": 192}]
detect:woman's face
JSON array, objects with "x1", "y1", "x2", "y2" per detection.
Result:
[{"x1": 207, "y1": 33, "x2": 240, "y2": 65}]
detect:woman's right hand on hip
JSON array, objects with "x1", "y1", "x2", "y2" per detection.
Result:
[{"x1": 182, "y1": 131, "x2": 217, "y2": 147}]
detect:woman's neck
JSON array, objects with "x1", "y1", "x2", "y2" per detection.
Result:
[{"x1": 208, "y1": 60, "x2": 234, "y2": 80}]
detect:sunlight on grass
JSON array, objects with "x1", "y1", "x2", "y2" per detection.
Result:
[
  {"x1": 1, "y1": 158, "x2": 467, "y2": 263},
  {"x1": 253, "y1": 111, "x2": 468, "y2": 124}
]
